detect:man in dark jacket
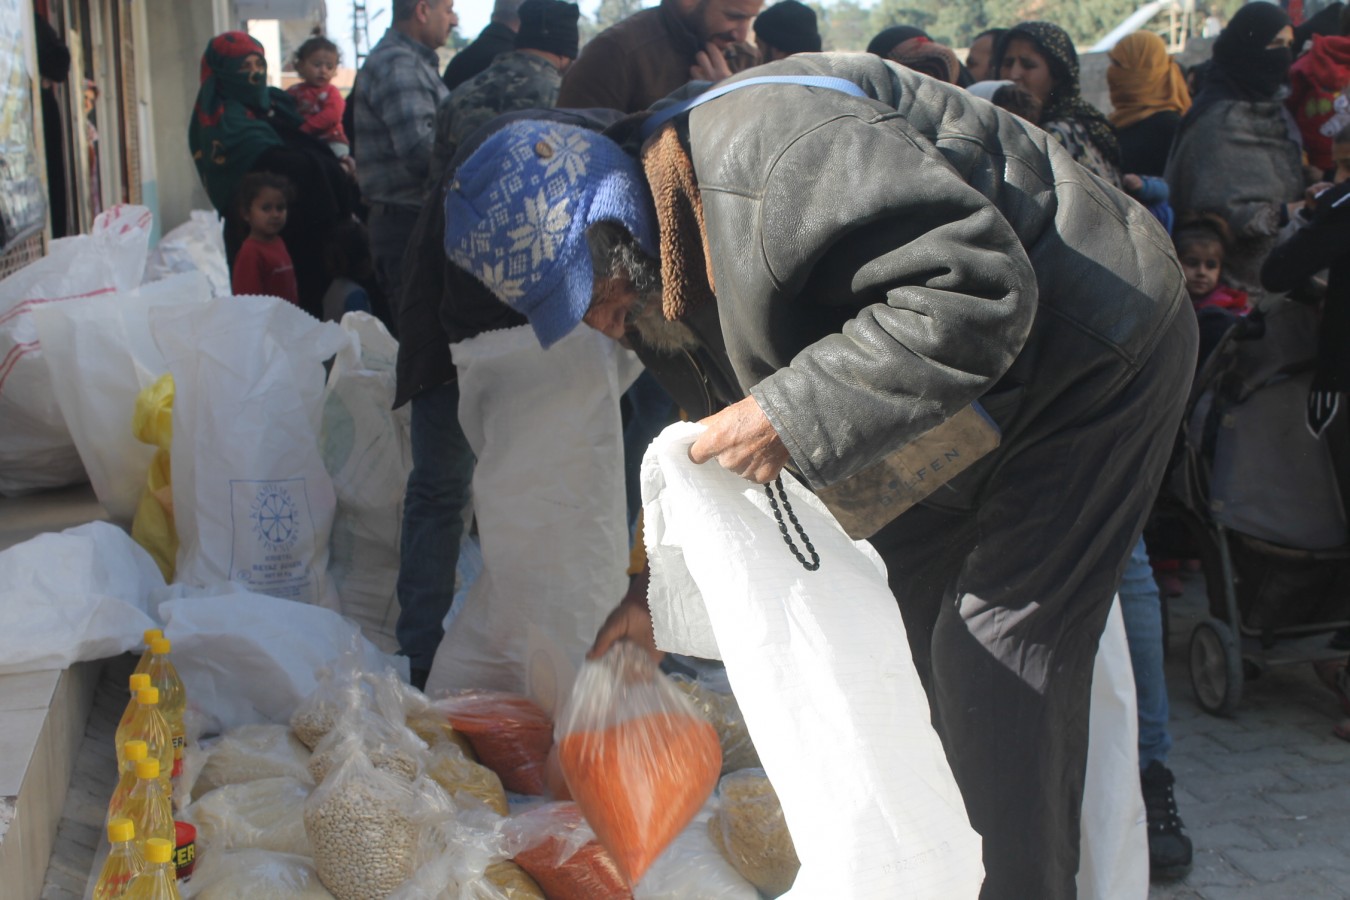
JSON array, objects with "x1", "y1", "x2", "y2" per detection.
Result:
[
  {"x1": 556, "y1": 0, "x2": 762, "y2": 112},
  {"x1": 446, "y1": 54, "x2": 1196, "y2": 898},
  {"x1": 443, "y1": 0, "x2": 523, "y2": 91}
]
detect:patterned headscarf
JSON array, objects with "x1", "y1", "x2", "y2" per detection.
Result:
[
  {"x1": 1107, "y1": 31, "x2": 1191, "y2": 129},
  {"x1": 1001, "y1": 21, "x2": 1122, "y2": 168},
  {"x1": 188, "y1": 32, "x2": 300, "y2": 215}
]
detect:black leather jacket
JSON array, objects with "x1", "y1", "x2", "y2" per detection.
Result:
[{"x1": 633, "y1": 54, "x2": 1187, "y2": 496}]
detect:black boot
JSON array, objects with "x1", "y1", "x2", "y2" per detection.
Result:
[{"x1": 1141, "y1": 760, "x2": 1193, "y2": 880}]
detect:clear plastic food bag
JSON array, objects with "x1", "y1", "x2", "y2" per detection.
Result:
[
  {"x1": 425, "y1": 737, "x2": 509, "y2": 816},
  {"x1": 185, "y1": 776, "x2": 312, "y2": 856},
  {"x1": 635, "y1": 804, "x2": 759, "y2": 899},
  {"x1": 555, "y1": 641, "x2": 722, "y2": 885},
  {"x1": 505, "y1": 803, "x2": 631, "y2": 900},
  {"x1": 182, "y1": 849, "x2": 334, "y2": 899},
  {"x1": 669, "y1": 674, "x2": 760, "y2": 774},
  {"x1": 366, "y1": 666, "x2": 478, "y2": 759},
  {"x1": 191, "y1": 724, "x2": 313, "y2": 801},
  {"x1": 303, "y1": 745, "x2": 419, "y2": 900},
  {"x1": 436, "y1": 691, "x2": 553, "y2": 795},
  {"x1": 707, "y1": 769, "x2": 800, "y2": 898},
  {"x1": 390, "y1": 776, "x2": 517, "y2": 900},
  {"x1": 291, "y1": 645, "x2": 369, "y2": 750},
  {"x1": 308, "y1": 684, "x2": 427, "y2": 785}
]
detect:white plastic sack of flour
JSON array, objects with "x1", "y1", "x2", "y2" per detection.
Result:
[
  {"x1": 320, "y1": 313, "x2": 411, "y2": 653},
  {"x1": 641, "y1": 422, "x2": 984, "y2": 898},
  {"x1": 151, "y1": 296, "x2": 348, "y2": 607},
  {"x1": 0, "y1": 522, "x2": 163, "y2": 675},
  {"x1": 33, "y1": 272, "x2": 212, "y2": 524},
  {"x1": 143, "y1": 210, "x2": 231, "y2": 297},
  {"x1": 426, "y1": 325, "x2": 637, "y2": 696},
  {"x1": 1076, "y1": 599, "x2": 1148, "y2": 900},
  {"x1": 0, "y1": 205, "x2": 153, "y2": 495}
]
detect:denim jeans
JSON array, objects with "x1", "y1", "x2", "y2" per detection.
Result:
[
  {"x1": 396, "y1": 380, "x2": 475, "y2": 672},
  {"x1": 1120, "y1": 534, "x2": 1172, "y2": 769}
]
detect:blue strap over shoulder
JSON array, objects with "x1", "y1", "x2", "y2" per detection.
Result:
[{"x1": 639, "y1": 75, "x2": 870, "y2": 140}]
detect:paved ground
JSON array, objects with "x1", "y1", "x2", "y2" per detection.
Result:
[
  {"x1": 39, "y1": 577, "x2": 1350, "y2": 898},
  {"x1": 1151, "y1": 575, "x2": 1350, "y2": 899}
]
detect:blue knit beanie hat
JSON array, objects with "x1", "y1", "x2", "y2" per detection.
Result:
[{"x1": 444, "y1": 122, "x2": 658, "y2": 348}]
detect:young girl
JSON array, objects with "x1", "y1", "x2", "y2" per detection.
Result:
[
  {"x1": 232, "y1": 172, "x2": 299, "y2": 305},
  {"x1": 287, "y1": 36, "x2": 348, "y2": 159},
  {"x1": 1174, "y1": 214, "x2": 1248, "y2": 368}
]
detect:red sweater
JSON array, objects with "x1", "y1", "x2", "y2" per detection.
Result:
[
  {"x1": 232, "y1": 236, "x2": 299, "y2": 305},
  {"x1": 286, "y1": 82, "x2": 348, "y2": 145}
]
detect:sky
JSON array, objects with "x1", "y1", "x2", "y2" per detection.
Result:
[{"x1": 326, "y1": 0, "x2": 611, "y2": 66}]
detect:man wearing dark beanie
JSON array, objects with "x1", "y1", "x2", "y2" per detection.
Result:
[
  {"x1": 430, "y1": 0, "x2": 580, "y2": 172},
  {"x1": 754, "y1": 0, "x2": 821, "y2": 61}
]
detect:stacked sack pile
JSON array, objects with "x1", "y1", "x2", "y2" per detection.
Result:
[{"x1": 172, "y1": 643, "x2": 801, "y2": 899}]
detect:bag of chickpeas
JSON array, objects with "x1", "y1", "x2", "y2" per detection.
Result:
[{"x1": 303, "y1": 745, "x2": 419, "y2": 900}]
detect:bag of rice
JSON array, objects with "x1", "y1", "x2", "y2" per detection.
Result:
[
  {"x1": 192, "y1": 724, "x2": 313, "y2": 801},
  {"x1": 185, "y1": 776, "x2": 312, "y2": 857},
  {"x1": 182, "y1": 849, "x2": 333, "y2": 899},
  {"x1": 708, "y1": 769, "x2": 800, "y2": 897}
]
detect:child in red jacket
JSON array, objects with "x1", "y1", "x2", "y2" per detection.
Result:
[
  {"x1": 231, "y1": 172, "x2": 299, "y2": 305},
  {"x1": 287, "y1": 36, "x2": 349, "y2": 160}
]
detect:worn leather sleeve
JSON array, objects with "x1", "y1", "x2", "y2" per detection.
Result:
[{"x1": 700, "y1": 112, "x2": 1038, "y2": 490}]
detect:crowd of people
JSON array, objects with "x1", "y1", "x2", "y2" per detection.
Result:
[{"x1": 185, "y1": 0, "x2": 1350, "y2": 896}]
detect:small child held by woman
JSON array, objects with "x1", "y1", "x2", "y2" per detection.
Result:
[
  {"x1": 287, "y1": 36, "x2": 349, "y2": 161},
  {"x1": 232, "y1": 172, "x2": 300, "y2": 305}
]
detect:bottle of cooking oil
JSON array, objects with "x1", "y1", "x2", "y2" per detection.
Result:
[
  {"x1": 122, "y1": 759, "x2": 174, "y2": 851},
  {"x1": 92, "y1": 817, "x2": 144, "y2": 900},
  {"x1": 144, "y1": 638, "x2": 186, "y2": 778},
  {"x1": 116, "y1": 673, "x2": 153, "y2": 738},
  {"x1": 115, "y1": 688, "x2": 172, "y2": 786},
  {"x1": 121, "y1": 838, "x2": 180, "y2": 900},
  {"x1": 107, "y1": 739, "x2": 148, "y2": 825},
  {"x1": 132, "y1": 629, "x2": 164, "y2": 680}
]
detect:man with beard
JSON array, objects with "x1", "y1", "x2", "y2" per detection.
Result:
[
  {"x1": 445, "y1": 54, "x2": 1197, "y2": 897},
  {"x1": 556, "y1": 0, "x2": 763, "y2": 112}
]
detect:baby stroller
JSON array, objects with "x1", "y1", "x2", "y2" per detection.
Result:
[{"x1": 1147, "y1": 299, "x2": 1350, "y2": 716}]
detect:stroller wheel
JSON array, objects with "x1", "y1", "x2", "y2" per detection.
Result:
[{"x1": 1190, "y1": 619, "x2": 1243, "y2": 716}]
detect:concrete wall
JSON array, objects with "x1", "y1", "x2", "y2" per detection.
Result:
[{"x1": 142, "y1": 0, "x2": 237, "y2": 234}]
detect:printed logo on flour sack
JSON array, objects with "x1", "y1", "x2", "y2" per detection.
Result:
[
  {"x1": 250, "y1": 482, "x2": 301, "y2": 552},
  {"x1": 229, "y1": 477, "x2": 319, "y2": 604}
]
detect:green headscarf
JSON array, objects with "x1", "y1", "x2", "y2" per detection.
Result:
[{"x1": 188, "y1": 31, "x2": 302, "y2": 214}]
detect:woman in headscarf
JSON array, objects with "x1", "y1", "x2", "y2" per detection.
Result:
[
  {"x1": 1107, "y1": 31, "x2": 1191, "y2": 176},
  {"x1": 189, "y1": 31, "x2": 358, "y2": 319},
  {"x1": 997, "y1": 21, "x2": 1123, "y2": 186},
  {"x1": 1165, "y1": 2, "x2": 1304, "y2": 306},
  {"x1": 868, "y1": 26, "x2": 972, "y2": 86}
]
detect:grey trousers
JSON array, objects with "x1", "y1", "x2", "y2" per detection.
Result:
[{"x1": 868, "y1": 306, "x2": 1197, "y2": 899}]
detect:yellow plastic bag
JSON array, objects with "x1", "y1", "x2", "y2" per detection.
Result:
[{"x1": 131, "y1": 374, "x2": 177, "y2": 581}]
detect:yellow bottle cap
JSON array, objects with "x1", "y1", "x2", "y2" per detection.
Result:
[
  {"x1": 135, "y1": 758, "x2": 161, "y2": 780},
  {"x1": 124, "y1": 739, "x2": 148, "y2": 761},
  {"x1": 107, "y1": 818, "x2": 135, "y2": 843},
  {"x1": 129, "y1": 673, "x2": 151, "y2": 692},
  {"x1": 143, "y1": 838, "x2": 173, "y2": 865},
  {"x1": 136, "y1": 687, "x2": 160, "y2": 705},
  {"x1": 143, "y1": 628, "x2": 163, "y2": 645},
  {"x1": 150, "y1": 637, "x2": 171, "y2": 655}
]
